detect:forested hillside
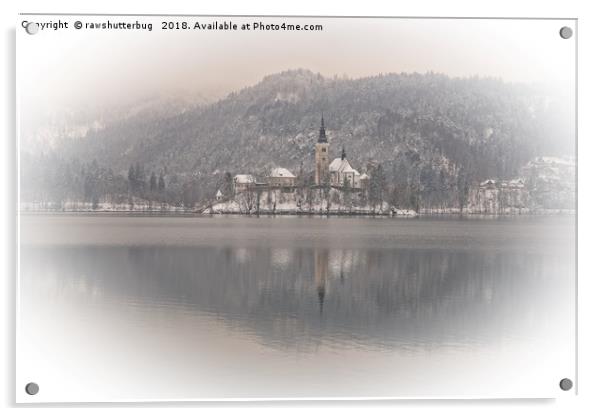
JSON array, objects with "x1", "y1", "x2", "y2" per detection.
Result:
[{"x1": 20, "y1": 69, "x2": 573, "y2": 210}]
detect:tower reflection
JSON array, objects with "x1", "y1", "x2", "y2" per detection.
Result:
[{"x1": 314, "y1": 248, "x2": 329, "y2": 314}]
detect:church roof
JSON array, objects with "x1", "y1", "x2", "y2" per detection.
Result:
[
  {"x1": 329, "y1": 158, "x2": 344, "y2": 171},
  {"x1": 270, "y1": 167, "x2": 296, "y2": 178},
  {"x1": 329, "y1": 158, "x2": 359, "y2": 175}
]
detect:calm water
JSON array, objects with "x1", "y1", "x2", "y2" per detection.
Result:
[{"x1": 18, "y1": 215, "x2": 576, "y2": 401}]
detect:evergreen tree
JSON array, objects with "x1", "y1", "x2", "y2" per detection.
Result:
[
  {"x1": 134, "y1": 163, "x2": 144, "y2": 192},
  {"x1": 127, "y1": 164, "x2": 135, "y2": 192},
  {"x1": 158, "y1": 173, "x2": 166, "y2": 191},
  {"x1": 150, "y1": 172, "x2": 157, "y2": 192},
  {"x1": 457, "y1": 168, "x2": 470, "y2": 212},
  {"x1": 409, "y1": 179, "x2": 421, "y2": 212},
  {"x1": 343, "y1": 176, "x2": 352, "y2": 210},
  {"x1": 369, "y1": 164, "x2": 386, "y2": 210},
  {"x1": 223, "y1": 172, "x2": 233, "y2": 197}
]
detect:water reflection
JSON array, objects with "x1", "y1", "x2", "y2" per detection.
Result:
[
  {"x1": 315, "y1": 249, "x2": 328, "y2": 314},
  {"x1": 20, "y1": 241, "x2": 570, "y2": 352},
  {"x1": 17, "y1": 216, "x2": 576, "y2": 399}
]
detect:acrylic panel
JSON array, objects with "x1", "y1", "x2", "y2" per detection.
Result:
[{"x1": 16, "y1": 15, "x2": 576, "y2": 402}]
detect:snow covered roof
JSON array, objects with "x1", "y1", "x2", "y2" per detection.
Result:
[
  {"x1": 508, "y1": 178, "x2": 525, "y2": 187},
  {"x1": 329, "y1": 158, "x2": 359, "y2": 175},
  {"x1": 480, "y1": 179, "x2": 496, "y2": 187},
  {"x1": 359, "y1": 173, "x2": 370, "y2": 180},
  {"x1": 216, "y1": 190, "x2": 223, "y2": 197},
  {"x1": 537, "y1": 156, "x2": 574, "y2": 166},
  {"x1": 234, "y1": 174, "x2": 255, "y2": 184},
  {"x1": 270, "y1": 167, "x2": 296, "y2": 178},
  {"x1": 329, "y1": 158, "x2": 344, "y2": 171}
]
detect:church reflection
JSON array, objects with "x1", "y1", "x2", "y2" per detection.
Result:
[
  {"x1": 312, "y1": 248, "x2": 355, "y2": 314},
  {"x1": 20, "y1": 241, "x2": 569, "y2": 351},
  {"x1": 314, "y1": 249, "x2": 328, "y2": 314}
]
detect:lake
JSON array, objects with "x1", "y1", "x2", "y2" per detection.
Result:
[{"x1": 17, "y1": 214, "x2": 576, "y2": 401}]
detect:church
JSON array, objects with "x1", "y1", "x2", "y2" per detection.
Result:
[
  {"x1": 230, "y1": 114, "x2": 367, "y2": 197},
  {"x1": 314, "y1": 114, "x2": 365, "y2": 189}
]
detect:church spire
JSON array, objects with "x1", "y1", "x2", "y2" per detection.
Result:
[
  {"x1": 341, "y1": 146, "x2": 346, "y2": 160},
  {"x1": 318, "y1": 112, "x2": 327, "y2": 143}
]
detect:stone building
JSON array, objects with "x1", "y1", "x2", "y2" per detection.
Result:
[
  {"x1": 268, "y1": 167, "x2": 296, "y2": 187},
  {"x1": 475, "y1": 178, "x2": 529, "y2": 214},
  {"x1": 476, "y1": 179, "x2": 500, "y2": 213},
  {"x1": 233, "y1": 174, "x2": 255, "y2": 193},
  {"x1": 499, "y1": 178, "x2": 528, "y2": 211}
]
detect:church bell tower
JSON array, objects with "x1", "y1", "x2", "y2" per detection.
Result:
[{"x1": 315, "y1": 113, "x2": 330, "y2": 186}]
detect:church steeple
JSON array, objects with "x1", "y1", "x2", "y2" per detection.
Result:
[
  {"x1": 318, "y1": 112, "x2": 327, "y2": 143},
  {"x1": 341, "y1": 147, "x2": 346, "y2": 160},
  {"x1": 314, "y1": 113, "x2": 330, "y2": 186}
]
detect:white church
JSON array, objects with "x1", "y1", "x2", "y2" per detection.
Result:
[
  {"x1": 232, "y1": 114, "x2": 369, "y2": 195},
  {"x1": 314, "y1": 114, "x2": 367, "y2": 189}
]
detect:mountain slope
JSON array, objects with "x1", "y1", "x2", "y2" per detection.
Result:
[{"x1": 21, "y1": 69, "x2": 573, "y2": 208}]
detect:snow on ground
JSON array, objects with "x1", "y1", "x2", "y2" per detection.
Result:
[
  {"x1": 20, "y1": 199, "x2": 193, "y2": 213},
  {"x1": 205, "y1": 188, "x2": 415, "y2": 216}
]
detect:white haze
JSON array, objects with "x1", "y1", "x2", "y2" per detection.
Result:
[{"x1": 17, "y1": 16, "x2": 576, "y2": 139}]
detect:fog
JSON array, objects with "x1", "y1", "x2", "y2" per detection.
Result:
[{"x1": 18, "y1": 16, "x2": 576, "y2": 119}]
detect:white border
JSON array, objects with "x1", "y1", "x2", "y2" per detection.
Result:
[{"x1": 2, "y1": 0, "x2": 601, "y2": 414}]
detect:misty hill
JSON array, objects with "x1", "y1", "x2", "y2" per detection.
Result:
[
  {"x1": 21, "y1": 69, "x2": 574, "y2": 209},
  {"x1": 19, "y1": 91, "x2": 218, "y2": 154}
]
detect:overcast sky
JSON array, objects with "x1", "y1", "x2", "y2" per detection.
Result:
[{"x1": 18, "y1": 16, "x2": 576, "y2": 115}]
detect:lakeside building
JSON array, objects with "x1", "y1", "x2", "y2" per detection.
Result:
[
  {"x1": 268, "y1": 167, "x2": 296, "y2": 187},
  {"x1": 476, "y1": 178, "x2": 529, "y2": 213},
  {"x1": 233, "y1": 174, "x2": 256, "y2": 193}
]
